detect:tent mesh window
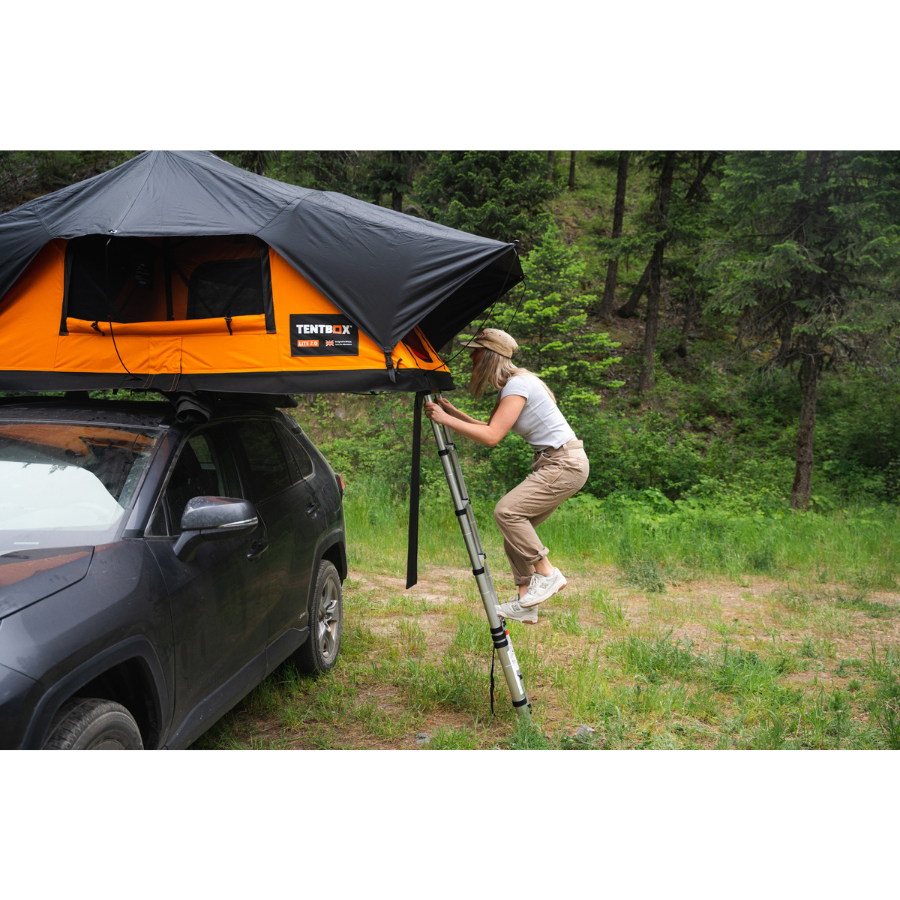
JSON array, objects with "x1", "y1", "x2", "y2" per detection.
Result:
[
  {"x1": 65, "y1": 235, "x2": 156, "y2": 324},
  {"x1": 187, "y1": 258, "x2": 264, "y2": 320},
  {"x1": 63, "y1": 235, "x2": 268, "y2": 325}
]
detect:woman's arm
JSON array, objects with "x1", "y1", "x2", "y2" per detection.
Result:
[
  {"x1": 431, "y1": 396, "x2": 484, "y2": 426},
  {"x1": 424, "y1": 394, "x2": 526, "y2": 448}
]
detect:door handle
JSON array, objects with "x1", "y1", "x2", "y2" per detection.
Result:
[{"x1": 247, "y1": 539, "x2": 268, "y2": 561}]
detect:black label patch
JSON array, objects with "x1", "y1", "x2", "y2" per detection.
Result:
[{"x1": 290, "y1": 314, "x2": 359, "y2": 357}]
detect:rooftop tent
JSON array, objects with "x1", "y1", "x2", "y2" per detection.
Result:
[{"x1": 0, "y1": 151, "x2": 523, "y2": 393}]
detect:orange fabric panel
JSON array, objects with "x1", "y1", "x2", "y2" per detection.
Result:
[
  {"x1": 0, "y1": 241, "x2": 65, "y2": 371},
  {"x1": 54, "y1": 333, "x2": 152, "y2": 373},
  {"x1": 149, "y1": 337, "x2": 182, "y2": 373},
  {"x1": 181, "y1": 335, "x2": 280, "y2": 372}
]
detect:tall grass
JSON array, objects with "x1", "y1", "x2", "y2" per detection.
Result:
[{"x1": 344, "y1": 476, "x2": 900, "y2": 589}]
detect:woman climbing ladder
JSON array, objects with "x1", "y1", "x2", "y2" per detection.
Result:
[{"x1": 424, "y1": 328, "x2": 589, "y2": 624}]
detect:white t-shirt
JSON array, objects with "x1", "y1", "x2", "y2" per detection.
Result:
[{"x1": 498, "y1": 374, "x2": 576, "y2": 450}]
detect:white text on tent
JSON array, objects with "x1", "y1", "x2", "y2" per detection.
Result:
[{"x1": 295, "y1": 324, "x2": 353, "y2": 335}]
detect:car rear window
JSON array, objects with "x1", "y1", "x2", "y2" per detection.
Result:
[
  {"x1": 234, "y1": 421, "x2": 293, "y2": 502},
  {"x1": 276, "y1": 422, "x2": 314, "y2": 481}
]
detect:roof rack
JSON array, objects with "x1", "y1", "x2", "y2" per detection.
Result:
[{"x1": 0, "y1": 389, "x2": 297, "y2": 409}]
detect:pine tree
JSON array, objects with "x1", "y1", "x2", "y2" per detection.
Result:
[
  {"x1": 708, "y1": 151, "x2": 900, "y2": 508},
  {"x1": 412, "y1": 152, "x2": 558, "y2": 245}
]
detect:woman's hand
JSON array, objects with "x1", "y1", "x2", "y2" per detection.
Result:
[{"x1": 424, "y1": 401, "x2": 450, "y2": 425}]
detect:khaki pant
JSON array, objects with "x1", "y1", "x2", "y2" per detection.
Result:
[{"x1": 493, "y1": 439, "x2": 589, "y2": 586}]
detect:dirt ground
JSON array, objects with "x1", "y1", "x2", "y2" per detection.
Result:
[{"x1": 193, "y1": 561, "x2": 900, "y2": 750}]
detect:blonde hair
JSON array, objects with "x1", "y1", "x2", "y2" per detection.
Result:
[{"x1": 470, "y1": 347, "x2": 557, "y2": 404}]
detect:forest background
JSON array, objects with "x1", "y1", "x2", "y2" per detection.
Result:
[{"x1": 4, "y1": 149, "x2": 896, "y2": 517}]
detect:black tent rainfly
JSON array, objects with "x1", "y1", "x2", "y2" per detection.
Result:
[{"x1": 0, "y1": 152, "x2": 534, "y2": 716}]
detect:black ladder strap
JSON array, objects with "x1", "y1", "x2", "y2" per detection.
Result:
[
  {"x1": 490, "y1": 645, "x2": 496, "y2": 717},
  {"x1": 405, "y1": 390, "x2": 426, "y2": 588}
]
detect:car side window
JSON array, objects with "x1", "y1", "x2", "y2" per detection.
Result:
[
  {"x1": 147, "y1": 427, "x2": 241, "y2": 536},
  {"x1": 234, "y1": 421, "x2": 293, "y2": 502},
  {"x1": 276, "y1": 422, "x2": 314, "y2": 482}
]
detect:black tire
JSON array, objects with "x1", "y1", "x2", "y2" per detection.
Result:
[
  {"x1": 43, "y1": 698, "x2": 144, "y2": 750},
  {"x1": 291, "y1": 560, "x2": 342, "y2": 675}
]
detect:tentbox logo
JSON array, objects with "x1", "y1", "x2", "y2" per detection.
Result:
[{"x1": 289, "y1": 314, "x2": 359, "y2": 357}]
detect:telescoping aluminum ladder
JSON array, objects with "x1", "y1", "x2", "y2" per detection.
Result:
[{"x1": 425, "y1": 392, "x2": 532, "y2": 720}]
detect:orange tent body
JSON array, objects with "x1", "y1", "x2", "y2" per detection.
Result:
[{"x1": 0, "y1": 235, "x2": 452, "y2": 394}]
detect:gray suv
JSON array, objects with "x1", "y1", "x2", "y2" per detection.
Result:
[{"x1": 0, "y1": 392, "x2": 347, "y2": 749}]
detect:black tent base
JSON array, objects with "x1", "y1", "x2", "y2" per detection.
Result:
[
  {"x1": 0, "y1": 368, "x2": 454, "y2": 395},
  {"x1": 425, "y1": 393, "x2": 531, "y2": 720}
]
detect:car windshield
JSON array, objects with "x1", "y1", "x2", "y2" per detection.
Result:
[{"x1": 0, "y1": 422, "x2": 161, "y2": 554}]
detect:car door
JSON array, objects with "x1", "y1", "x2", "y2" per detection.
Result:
[
  {"x1": 232, "y1": 418, "x2": 318, "y2": 643},
  {"x1": 144, "y1": 423, "x2": 271, "y2": 736}
]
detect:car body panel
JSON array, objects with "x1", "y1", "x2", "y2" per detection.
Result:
[{"x1": 0, "y1": 547, "x2": 94, "y2": 619}]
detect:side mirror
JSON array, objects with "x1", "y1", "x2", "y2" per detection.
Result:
[{"x1": 173, "y1": 497, "x2": 258, "y2": 562}]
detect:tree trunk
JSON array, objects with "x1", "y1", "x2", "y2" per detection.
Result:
[
  {"x1": 547, "y1": 151, "x2": 555, "y2": 182},
  {"x1": 639, "y1": 243, "x2": 664, "y2": 392},
  {"x1": 617, "y1": 152, "x2": 720, "y2": 319},
  {"x1": 599, "y1": 151, "x2": 629, "y2": 321},
  {"x1": 684, "y1": 151, "x2": 721, "y2": 203},
  {"x1": 391, "y1": 150, "x2": 403, "y2": 212},
  {"x1": 616, "y1": 265, "x2": 650, "y2": 318},
  {"x1": 568, "y1": 152, "x2": 576, "y2": 189},
  {"x1": 638, "y1": 152, "x2": 676, "y2": 392},
  {"x1": 790, "y1": 352, "x2": 820, "y2": 509},
  {"x1": 675, "y1": 284, "x2": 696, "y2": 357}
]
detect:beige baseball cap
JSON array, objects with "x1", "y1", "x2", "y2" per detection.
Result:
[{"x1": 459, "y1": 327, "x2": 518, "y2": 359}]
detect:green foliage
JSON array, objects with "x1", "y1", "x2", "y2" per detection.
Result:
[
  {"x1": 707, "y1": 151, "x2": 900, "y2": 362},
  {"x1": 0, "y1": 151, "x2": 139, "y2": 209},
  {"x1": 505, "y1": 225, "x2": 623, "y2": 405},
  {"x1": 503, "y1": 716, "x2": 551, "y2": 749},
  {"x1": 412, "y1": 151, "x2": 558, "y2": 244},
  {"x1": 263, "y1": 151, "x2": 372, "y2": 198},
  {"x1": 426, "y1": 726, "x2": 480, "y2": 749},
  {"x1": 607, "y1": 632, "x2": 701, "y2": 681}
]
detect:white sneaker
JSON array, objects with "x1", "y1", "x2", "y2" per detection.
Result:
[
  {"x1": 520, "y1": 568, "x2": 567, "y2": 607},
  {"x1": 495, "y1": 598, "x2": 539, "y2": 624}
]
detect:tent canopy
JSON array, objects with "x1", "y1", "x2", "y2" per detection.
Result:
[{"x1": 0, "y1": 151, "x2": 522, "y2": 394}]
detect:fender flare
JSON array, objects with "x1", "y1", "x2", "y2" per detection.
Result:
[
  {"x1": 306, "y1": 528, "x2": 347, "y2": 610},
  {"x1": 23, "y1": 635, "x2": 169, "y2": 749}
]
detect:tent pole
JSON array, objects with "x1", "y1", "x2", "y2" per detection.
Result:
[{"x1": 425, "y1": 393, "x2": 531, "y2": 720}]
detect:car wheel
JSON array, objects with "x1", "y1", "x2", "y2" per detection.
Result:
[
  {"x1": 292, "y1": 560, "x2": 342, "y2": 675},
  {"x1": 43, "y1": 698, "x2": 144, "y2": 750}
]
